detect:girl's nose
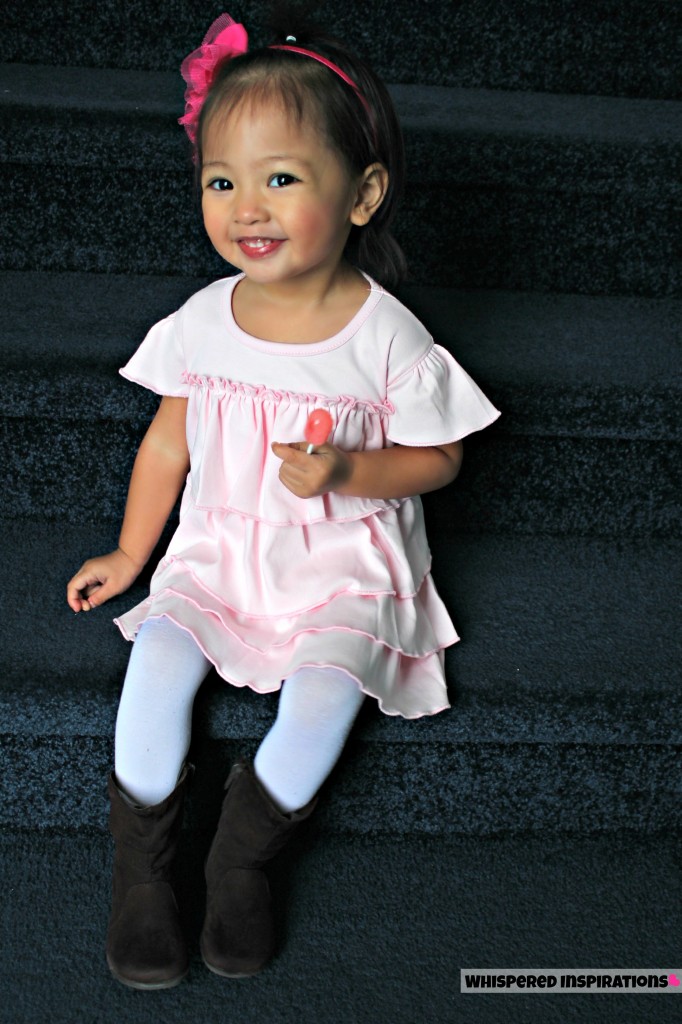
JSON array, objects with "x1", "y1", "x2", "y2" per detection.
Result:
[{"x1": 233, "y1": 186, "x2": 267, "y2": 224}]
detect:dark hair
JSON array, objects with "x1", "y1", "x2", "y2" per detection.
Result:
[{"x1": 193, "y1": 19, "x2": 407, "y2": 289}]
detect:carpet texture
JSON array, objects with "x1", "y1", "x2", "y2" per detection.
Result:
[{"x1": 1, "y1": 2, "x2": 680, "y2": 1022}]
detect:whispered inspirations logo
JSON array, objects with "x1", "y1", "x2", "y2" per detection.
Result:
[{"x1": 460, "y1": 969, "x2": 682, "y2": 993}]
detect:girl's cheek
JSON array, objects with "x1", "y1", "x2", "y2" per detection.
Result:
[
  {"x1": 294, "y1": 206, "x2": 339, "y2": 238},
  {"x1": 202, "y1": 196, "x2": 222, "y2": 230}
]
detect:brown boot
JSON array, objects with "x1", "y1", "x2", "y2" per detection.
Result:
[
  {"x1": 106, "y1": 767, "x2": 190, "y2": 989},
  {"x1": 200, "y1": 760, "x2": 317, "y2": 978}
]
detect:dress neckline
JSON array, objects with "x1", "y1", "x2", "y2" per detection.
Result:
[{"x1": 222, "y1": 272, "x2": 384, "y2": 356}]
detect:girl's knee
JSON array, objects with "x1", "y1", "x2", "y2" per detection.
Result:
[{"x1": 279, "y1": 666, "x2": 365, "y2": 730}]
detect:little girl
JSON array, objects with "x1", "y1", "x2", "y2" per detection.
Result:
[{"x1": 67, "y1": 10, "x2": 499, "y2": 990}]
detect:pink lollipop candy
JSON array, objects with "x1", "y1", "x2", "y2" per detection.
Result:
[{"x1": 304, "y1": 408, "x2": 333, "y2": 453}]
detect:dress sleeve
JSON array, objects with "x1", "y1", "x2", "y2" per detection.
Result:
[
  {"x1": 119, "y1": 311, "x2": 190, "y2": 397},
  {"x1": 386, "y1": 343, "x2": 500, "y2": 445}
]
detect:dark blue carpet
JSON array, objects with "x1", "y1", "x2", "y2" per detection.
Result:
[{"x1": 2, "y1": 831, "x2": 680, "y2": 1024}]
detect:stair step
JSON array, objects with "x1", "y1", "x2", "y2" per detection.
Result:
[
  {"x1": 2, "y1": 0, "x2": 678, "y2": 98},
  {"x1": 2, "y1": 66, "x2": 679, "y2": 294},
  {"x1": 2, "y1": 522, "x2": 679, "y2": 745}
]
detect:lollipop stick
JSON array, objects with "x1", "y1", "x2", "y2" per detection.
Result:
[{"x1": 306, "y1": 443, "x2": 315, "y2": 454}]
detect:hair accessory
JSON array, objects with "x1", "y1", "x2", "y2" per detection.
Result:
[
  {"x1": 285, "y1": 35, "x2": 297, "y2": 42},
  {"x1": 269, "y1": 44, "x2": 372, "y2": 120},
  {"x1": 178, "y1": 13, "x2": 248, "y2": 143},
  {"x1": 178, "y1": 13, "x2": 374, "y2": 147}
]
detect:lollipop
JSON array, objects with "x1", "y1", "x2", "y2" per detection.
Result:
[{"x1": 304, "y1": 408, "x2": 333, "y2": 453}]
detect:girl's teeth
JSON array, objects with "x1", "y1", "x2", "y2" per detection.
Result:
[{"x1": 245, "y1": 239, "x2": 271, "y2": 248}]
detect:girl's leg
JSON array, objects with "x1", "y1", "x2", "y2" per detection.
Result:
[
  {"x1": 201, "y1": 667, "x2": 364, "y2": 977},
  {"x1": 254, "y1": 666, "x2": 366, "y2": 812},
  {"x1": 114, "y1": 616, "x2": 212, "y2": 806},
  {"x1": 107, "y1": 617, "x2": 210, "y2": 988}
]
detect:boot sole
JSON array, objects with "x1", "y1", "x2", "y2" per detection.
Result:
[
  {"x1": 201, "y1": 954, "x2": 264, "y2": 979},
  {"x1": 107, "y1": 956, "x2": 189, "y2": 990}
]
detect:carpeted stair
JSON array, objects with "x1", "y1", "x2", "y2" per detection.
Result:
[{"x1": 1, "y1": 2, "x2": 680, "y2": 1022}]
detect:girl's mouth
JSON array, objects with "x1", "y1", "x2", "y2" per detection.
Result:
[{"x1": 237, "y1": 238, "x2": 284, "y2": 258}]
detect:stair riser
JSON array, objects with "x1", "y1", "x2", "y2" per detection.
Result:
[
  {"x1": 2, "y1": 166, "x2": 677, "y2": 296},
  {"x1": 5, "y1": 686, "x2": 681, "y2": 747},
  {"x1": 2, "y1": 0, "x2": 678, "y2": 98},
  {"x1": 2, "y1": 420, "x2": 678, "y2": 536},
  {"x1": 1, "y1": 734, "x2": 678, "y2": 835},
  {"x1": 9, "y1": 107, "x2": 679, "y2": 187}
]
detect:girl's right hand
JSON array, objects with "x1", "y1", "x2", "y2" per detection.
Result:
[{"x1": 66, "y1": 548, "x2": 143, "y2": 613}]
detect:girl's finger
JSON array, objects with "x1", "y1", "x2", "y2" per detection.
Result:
[
  {"x1": 271, "y1": 442, "x2": 309, "y2": 465},
  {"x1": 82, "y1": 586, "x2": 105, "y2": 611},
  {"x1": 67, "y1": 571, "x2": 105, "y2": 611},
  {"x1": 67, "y1": 587, "x2": 93, "y2": 613},
  {"x1": 67, "y1": 577, "x2": 87, "y2": 607}
]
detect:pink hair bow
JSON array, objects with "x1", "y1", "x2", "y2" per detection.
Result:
[{"x1": 178, "y1": 13, "x2": 248, "y2": 144}]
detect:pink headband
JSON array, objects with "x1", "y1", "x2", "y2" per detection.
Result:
[
  {"x1": 178, "y1": 13, "x2": 373, "y2": 145},
  {"x1": 269, "y1": 44, "x2": 372, "y2": 120}
]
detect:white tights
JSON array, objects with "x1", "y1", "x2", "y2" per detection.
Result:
[{"x1": 114, "y1": 617, "x2": 365, "y2": 812}]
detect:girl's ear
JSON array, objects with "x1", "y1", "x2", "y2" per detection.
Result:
[{"x1": 350, "y1": 163, "x2": 389, "y2": 226}]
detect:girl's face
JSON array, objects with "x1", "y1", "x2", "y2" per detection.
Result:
[{"x1": 201, "y1": 99, "x2": 364, "y2": 292}]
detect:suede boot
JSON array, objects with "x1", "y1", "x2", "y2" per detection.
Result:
[
  {"x1": 200, "y1": 760, "x2": 317, "y2": 978},
  {"x1": 106, "y1": 766, "x2": 190, "y2": 989}
]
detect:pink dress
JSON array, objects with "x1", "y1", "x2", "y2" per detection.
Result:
[{"x1": 114, "y1": 273, "x2": 500, "y2": 718}]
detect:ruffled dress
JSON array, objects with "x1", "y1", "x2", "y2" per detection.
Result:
[{"x1": 114, "y1": 273, "x2": 500, "y2": 718}]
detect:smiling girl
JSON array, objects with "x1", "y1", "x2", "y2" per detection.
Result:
[{"x1": 67, "y1": 10, "x2": 499, "y2": 990}]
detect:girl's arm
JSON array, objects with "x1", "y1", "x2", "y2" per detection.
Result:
[
  {"x1": 117, "y1": 396, "x2": 191, "y2": 567},
  {"x1": 271, "y1": 440, "x2": 463, "y2": 500},
  {"x1": 333, "y1": 441, "x2": 463, "y2": 499},
  {"x1": 67, "y1": 396, "x2": 190, "y2": 612}
]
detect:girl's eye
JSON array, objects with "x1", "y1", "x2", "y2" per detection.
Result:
[
  {"x1": 269, "y1": 173, "x2": 298, "y2": 188},
  {"x1": 206, "y1": 178, "x2": 233, "y2": 191}
]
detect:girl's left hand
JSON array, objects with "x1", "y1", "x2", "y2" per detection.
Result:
[{"x1": 271, "y1": 441, "x2": 353, "y2": 498}]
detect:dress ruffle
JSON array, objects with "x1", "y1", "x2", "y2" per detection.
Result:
[
  {"x1": 115, "y1": 574, "x2": 455, "y2": 719},
  {"x1": 183, "y1": 373, "x2": 403, "y2": 524},
  {"x1": 114, "y1": 501, "x2": 457, "y2": 718},
  {"x1": 386, "y1": 343, "x2": 500, "y2": 445},
  {"x1": 120, "y1": 313, "x2": 190, "y2": 398},
  {"x1": 126, "y1": 350, "x2": 499, "y2": 526},
  {"x1": 126, "y1": 500, "x2": 435, "y2": 617}
]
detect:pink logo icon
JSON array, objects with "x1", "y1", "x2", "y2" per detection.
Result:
[{"x1": 669, "y1": 974, "x2": 680, "y2": 987}]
